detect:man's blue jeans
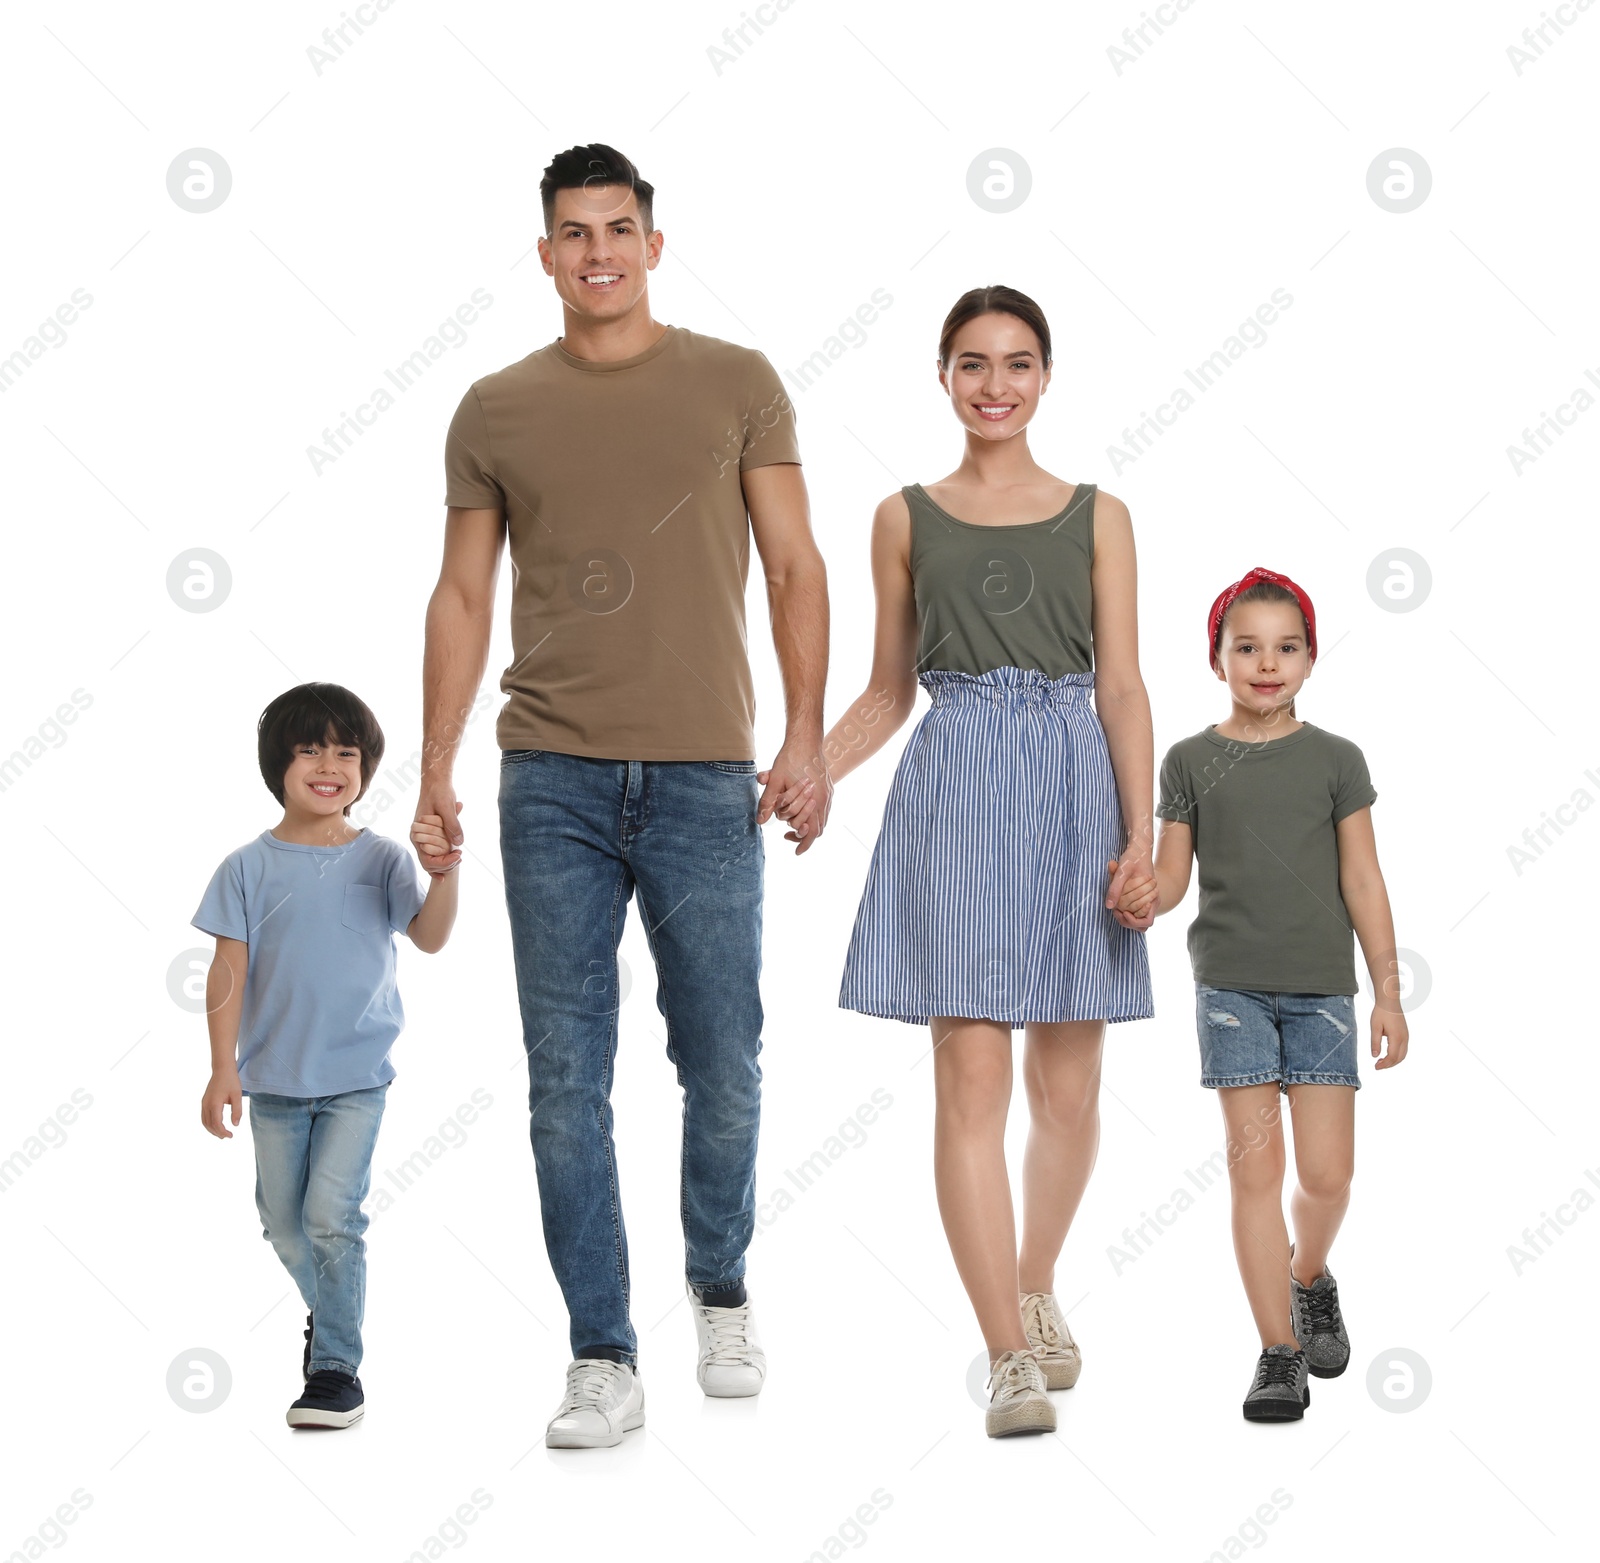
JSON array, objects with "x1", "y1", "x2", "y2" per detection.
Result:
[
  {"x1": 499, "y1": 750, "x2": 765, "y2": 1364},
  {"x1": 248, "y1": 1083, "x2": 388, "y2": 1378}
]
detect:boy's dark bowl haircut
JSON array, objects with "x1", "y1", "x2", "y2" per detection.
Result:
[{"x1": 258, "y1": 683, "x2": 385, "y2": 814}]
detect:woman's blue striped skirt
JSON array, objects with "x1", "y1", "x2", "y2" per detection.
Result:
[{"x1": 838, "y1": 666, "x2": 1153, "y2": 1028}]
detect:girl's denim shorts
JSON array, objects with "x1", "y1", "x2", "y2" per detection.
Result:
[{"x1": 1195, "y1": 985, "x2": 1361, "y2": 1091}]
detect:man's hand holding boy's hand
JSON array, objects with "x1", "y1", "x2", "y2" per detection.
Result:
[
  {"x1": 201, "y1": 1070, "x2": 242, "y2": 1139},
  {"x1": 411, "y1": 808, "x2": 462, "y2": 876},
  {"x1": 413, "y1": 780, "x2": 464, "y2": 871}
]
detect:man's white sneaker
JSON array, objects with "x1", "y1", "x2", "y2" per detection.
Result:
[
  {"x1": 688, "y1": 1284, "x2": 766, "y2": 1398},
  {"x1": 545, "y1": 1359, "x2": 645, "y2": 1449}
]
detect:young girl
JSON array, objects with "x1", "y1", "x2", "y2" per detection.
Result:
[
  {"x1": 1115, "y1": 568, "x2": 1409, "y2": 1421},
  {"x1": 780, "y1": 287, "x2": 1155, "y2": 1437}
]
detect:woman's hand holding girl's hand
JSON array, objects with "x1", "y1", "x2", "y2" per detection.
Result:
[{"x1": 1107, "y1": 856, "x2": 1159, "y2": 929}]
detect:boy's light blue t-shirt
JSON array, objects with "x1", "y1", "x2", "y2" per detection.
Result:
[{"x1": 192, "y1": 829, "x2": 428, "y2": 1097}]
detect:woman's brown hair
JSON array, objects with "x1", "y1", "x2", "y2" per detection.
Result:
[{"x1": 937, "y1": 285, "x2": 1053, "y2": 370}]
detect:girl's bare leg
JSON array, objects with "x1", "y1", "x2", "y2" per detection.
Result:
[
  {"x1": 1218, "y1": 1084, "x2": 1295, "y2": 1347},
  {"x1": 1285, "y1": 1083, "x2": 1355, "y2": 1283},
  {"x1": 930, "y1": 1016, "x2": 1029, "y2": 1359},
  {"x1": 1017, "y1": 1020, "x2": 1105, "y2": 1295}
]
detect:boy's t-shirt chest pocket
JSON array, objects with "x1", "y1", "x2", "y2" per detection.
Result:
[{"x1": 342, "y1": 884, "x2": 387, "y2": 934}]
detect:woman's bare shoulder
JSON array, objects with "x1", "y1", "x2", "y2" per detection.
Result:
[
  {"x1": 1092, "y1": 486, "x2": 1133, "y2": 530},
  {"x1": 872, "y1": 489, "x2": 912, "y2": 531}
]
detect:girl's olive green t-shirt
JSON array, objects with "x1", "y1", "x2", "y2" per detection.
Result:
[{"x1": 1158, "y1": 723, "x2": 1378, "y2": 995}]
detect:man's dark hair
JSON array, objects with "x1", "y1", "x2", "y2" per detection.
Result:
[
  {"x1": 257, "y1": 683, "x2": 385, "y2": 816},
  {"x1": 540, "y1": 143, "x2": 654, "y2": 236}
]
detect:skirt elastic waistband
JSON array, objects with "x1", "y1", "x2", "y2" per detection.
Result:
[{"x1": 919, "y1": 667, "x2": 1095, "y2": 708}]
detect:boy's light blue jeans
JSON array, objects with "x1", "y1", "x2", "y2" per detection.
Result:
[
  {"x1": 249, "y1": 1084, "x2": 389, "y2": 1377},
  {"x1": 499, "y1": 750, "x2": 765, "y2": 1366}
]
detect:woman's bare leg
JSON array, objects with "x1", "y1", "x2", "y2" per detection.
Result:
[
  {"x1": 930, "y1": 1016, "x2": 1029, "y2": 1359},
  {"x1": 1017, "y1": 1020, "x2": 1105, "y2": 1294},
  {"x1": 1218, "y1": 1084, "x2": 1295, "y2": 1347},
  {"x1": 1285, "y1": 1084, "x2": 1355, "y2": 1283}
]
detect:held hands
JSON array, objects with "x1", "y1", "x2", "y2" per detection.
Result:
[
  {"x1": 201, "y1": 1069, "x2": 242, "y2": 1139},
  {"x1": 413, "y1": 777, "x2": 464, "y2": 872},
  {"x1": 411, "y1": 806, "x2": 463, "y2": 876},
  {"x1": 757, "y1": 740, "x2": 834, "y2": 856},
  {"x1": 1106, "y1": 855, "x2": 1159, "y2": 930}
]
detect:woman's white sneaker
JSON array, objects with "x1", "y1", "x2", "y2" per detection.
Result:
[
  {"x1": 688, "y1": 1284, "x2": 766, "y2": 1398},
  {"x1": 985, "y1": 1349, "x2": 1056, "y2": 1437},
  {"x1": 545, "y1": 1359, "x2": 645, "y2": 1449},
  {"x1": 1020, "y1": 1291, "x2": 1082, "y2": 1390}
]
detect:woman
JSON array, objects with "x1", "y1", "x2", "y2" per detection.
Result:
[{"x1": 780, "y1": 286, "x2": 1155, "y2": 1437}]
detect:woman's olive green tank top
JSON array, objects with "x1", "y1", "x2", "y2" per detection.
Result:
[{"x1": 906, "y1": 481, "x2": 1096, "y2": 678}]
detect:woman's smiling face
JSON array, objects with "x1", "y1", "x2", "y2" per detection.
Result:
[{"x1": 940, "y1": 312, "x2": 1050, "y2": 440}]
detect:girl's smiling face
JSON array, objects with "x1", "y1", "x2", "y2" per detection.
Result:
[
  {"x1": 281, "y1": 733, "x2": 364, "y2": 818},
  {"x1": 1215, "y1": 601, "x2": 1312, "y2": 717}
]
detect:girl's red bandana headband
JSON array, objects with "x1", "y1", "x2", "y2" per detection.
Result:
[{"x1": 1207, "y1": 567, "x2": 1318, "y2": 666}]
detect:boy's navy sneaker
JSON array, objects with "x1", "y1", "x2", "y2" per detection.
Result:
[
  {"x1": 1290, "y1": 1264, "x2": 1351, "y2": 1378},
  {"x1": 302, "y1": 1313, "x2": 313, "y2": 1381},
  {"x1": 287, "y1": 1370, "x2": 364, "y2": 1429},
  {"x1": 1242, "y1": 1345, "x2": 1309, "y2": 1422}
]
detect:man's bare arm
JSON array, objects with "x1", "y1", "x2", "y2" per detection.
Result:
[
  {"x1": 418, "y1": 505, "x2": 505, "y2": 862},
  {"x1": 743, "y1": 462, "x2": 831, "y2": 852}
]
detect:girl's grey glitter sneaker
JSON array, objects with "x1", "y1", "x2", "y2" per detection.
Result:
[
  {"x1": 1242, "y1": 1344, "x2": 1310, "y2": 1422},
  {"x1": 1290, "y1": 1264, "x2": 1351, "y2": 1378}
]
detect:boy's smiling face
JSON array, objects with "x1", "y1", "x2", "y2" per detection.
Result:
[
  {"x1": 282, "y1": 732, "x2": 363, "y2": 818},
  {"x1": 1214, "y1": 601, "x2": 1311, "y2": 718}
]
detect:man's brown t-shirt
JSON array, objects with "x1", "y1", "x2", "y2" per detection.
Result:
[{"x1": 443, "y1": 325, "x2": 801, "y2": 759}]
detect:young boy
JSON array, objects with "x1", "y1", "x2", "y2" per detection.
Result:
[{"x1": 196, "y1": 682, "x2": 458, "y2": 1428}]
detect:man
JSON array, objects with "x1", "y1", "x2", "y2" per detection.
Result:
[{"x1": 417, "y1": 144, "x2": 830, "y2": 1449}]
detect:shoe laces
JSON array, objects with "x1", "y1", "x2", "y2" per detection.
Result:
[
  {"x1": 556, "y1": 1359, "x2": 632, "y2": 1414},
  {"x1": 1255, "y1": 1351, "x2": 1303, "y2": 1389},
  {"x1": 696, "y1": 1301, "x2": 759, "y2": 1365},
  {"x1": 1301, "y1": 1281, "x2": 1343, "y2": 1334},
  {"x1": 1021, "y1": 1292, "x2": 1071, "y2": 1353},
  {"x1": 987, "y1": 1350, "x2": 1043, "y2": 1401}
]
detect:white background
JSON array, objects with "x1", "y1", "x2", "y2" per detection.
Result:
[{"x1": 2, "y1": 1, "x2": 1594, "y2": 1559}]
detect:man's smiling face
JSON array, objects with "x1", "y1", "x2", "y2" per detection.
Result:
[{"x1": 540, "y1": 183, "x2": 661, "y2": 323}]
